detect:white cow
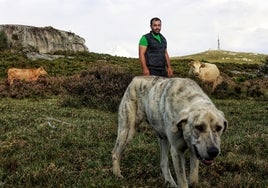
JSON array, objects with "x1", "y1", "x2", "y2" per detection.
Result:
[{"x1": 189, "y1": 60, "x2": 222, "y2": 92}]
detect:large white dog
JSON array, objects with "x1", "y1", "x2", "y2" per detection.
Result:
[{"x1": 112, "y1": 76, "x2": 227, "y2": 187}]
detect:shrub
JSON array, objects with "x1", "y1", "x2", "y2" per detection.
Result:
[
  {"x1": 258, "y1": 56, "x2": 268, "y2": 76},
  {"x1": 0, "y1": 30, "x2": 8, "y2": 50},
  {"x1": 60, "y1": 64, "x2": 134, "y2": 111},
  {"x1": 5, "y1": 76, "x2": 65, "y2": 99}
]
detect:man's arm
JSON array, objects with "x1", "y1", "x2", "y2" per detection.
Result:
[
  {"x1": 139, "y1": 45, "x2": 150, "y2": 76},
  {"x1": 165, "y1": 50, "x2": 173, "y2": 77}
]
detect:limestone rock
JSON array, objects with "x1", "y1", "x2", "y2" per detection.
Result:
[{"x1": 0, "y1": 24, "x2": 88, "y2": 53}]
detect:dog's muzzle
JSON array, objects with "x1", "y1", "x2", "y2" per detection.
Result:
[{"x1": 193, "y1": 145, "x2": 219, "y2": 165}]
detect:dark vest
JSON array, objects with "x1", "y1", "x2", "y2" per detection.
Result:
[{"x1": 144, "y1": 32, "x2": 167, "y2": 69}]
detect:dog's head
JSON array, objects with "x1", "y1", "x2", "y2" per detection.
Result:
[{"x1": 173, "y1": 108, "x2": 227, "y2": 165}]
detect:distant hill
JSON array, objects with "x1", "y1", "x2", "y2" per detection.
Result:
[{"x1": 172, "y1": 50, "x2": 267, "y2": 64}]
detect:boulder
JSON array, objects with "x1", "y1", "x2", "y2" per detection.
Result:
[{"x1": 0, "y1": 24, "x2": 88, "y2": 53}]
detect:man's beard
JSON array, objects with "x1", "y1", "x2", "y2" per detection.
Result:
[{"x1": 152, "y1": 29, "x2": 160, "y2": 34}]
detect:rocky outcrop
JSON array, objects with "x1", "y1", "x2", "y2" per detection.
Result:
[{"x1": 0, "y1": 24, "x2": 88, "y2": 53}]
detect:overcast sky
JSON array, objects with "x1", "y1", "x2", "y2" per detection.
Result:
[{"x1": 1, "y1": 0, "x2": 268, "y2": 57}]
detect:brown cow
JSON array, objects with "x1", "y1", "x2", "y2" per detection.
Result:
[{"x1": 7, "y1": 66, "x2": 48, "y2": 85}]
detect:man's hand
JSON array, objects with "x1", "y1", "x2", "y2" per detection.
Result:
[
  {"x1": 167, "y1": 67, "x2": 173, "y2": 77},
  {"x1": 142, "y1": 67, "x2": 150, "y2": 76}
]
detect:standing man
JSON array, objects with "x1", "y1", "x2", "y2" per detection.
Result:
[{"x1": 139, "y1": 17, "x2": 173, "y2": 77}]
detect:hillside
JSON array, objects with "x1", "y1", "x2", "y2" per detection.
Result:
[
  {"x1": 0, "y1": 49, "x2": 267, "y2": 102},
  {"x1": 0, "y1": 49, "x2": 267, "y2": 187},
  {"x1": 172, "y1": 50, "x2": 267, "y2": 64}
]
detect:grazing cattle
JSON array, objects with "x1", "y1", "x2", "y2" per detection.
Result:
[
  {"x1": 189, "y1": 60, "x2": 222, "y2": 92},
  {"x1": 112, "y1": 76, "x2": 227, "y2": 187},
  {"x1": 7, "y1": 66, "x2": 48, "y2": 85}
]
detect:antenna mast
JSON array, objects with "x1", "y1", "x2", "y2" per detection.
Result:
[{"x1": 218, "y1": 35, "x2": 220, "y2": 50}]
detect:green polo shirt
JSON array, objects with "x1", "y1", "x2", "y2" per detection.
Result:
[{"x1": 139, "y1": 33, "x2": 162, "y2": 46}]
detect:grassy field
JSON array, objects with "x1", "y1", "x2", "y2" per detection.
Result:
[
  {"x1": 0, "y1": 50, "x2": 268, "y2": 187},
  {"x1": 0, "y1": 98, "x2": 267, "y2": 187}
]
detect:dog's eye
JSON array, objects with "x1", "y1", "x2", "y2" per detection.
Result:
[
  {"x1": 216, "y1": 125, "x2": 222, "y2": 132},
  {"x1": 195, "y1": 125, "x2": 204, "y2": 132}
]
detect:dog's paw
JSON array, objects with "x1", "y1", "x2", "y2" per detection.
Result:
[
  {"x1": 112, "y1": 161, "x2": 124, "y2": 178},
  {"x1": 165, "y1": 180, "x2": 177, "y2": 188}
]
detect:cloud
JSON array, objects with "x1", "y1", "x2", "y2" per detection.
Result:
[
  {"x1": 108, "y1": 45, "x2": 131, "y2": 57},
  {"x1": 1, "y1": 0, "x2": 268, "y2": 57}
]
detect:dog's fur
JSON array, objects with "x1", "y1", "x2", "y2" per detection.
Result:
[{"x1": 112, "y1": 76, "x2": 227, "y2": 187}]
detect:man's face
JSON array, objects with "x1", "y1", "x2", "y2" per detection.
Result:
[{"x1": 150, "y1": 20, "x2": 161, "y2": 34}]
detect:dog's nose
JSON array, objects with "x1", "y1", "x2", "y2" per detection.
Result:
[{"x1": 207, "y1": 147, "x2": 219, "y2": 159}]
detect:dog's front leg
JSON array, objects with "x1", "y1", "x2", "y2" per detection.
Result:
[
  {"x1": 158, "y1": 138, "x2": 177, "y2": 187},
  {"x1": 170, "y1": 146, "x2": 188, "y2": 188},
  {"x1": 189, "y1": 150, "x2": 199, "y2": 187}
]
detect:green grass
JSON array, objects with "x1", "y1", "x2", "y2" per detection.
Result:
[
  {"x1": 0, "y1": 98, "x2": 119, "y2": 187},
  {"x1": 1, "y1": 98, "x2": 267, "y2": 187},
  {"x1": 173, "y1": 50, "x2": 267, "y2": 64},
  {"x1": 0, "y1": 50, "x2": 268, "y2": 187}
]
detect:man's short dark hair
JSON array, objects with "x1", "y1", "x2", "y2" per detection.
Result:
[{"x1": 150, "y1": 17, "x2": 161, "y2": 26}]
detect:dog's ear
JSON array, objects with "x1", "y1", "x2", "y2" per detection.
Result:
[
  {"x1": 171, "y1": 118, "x2": 187, "y2": 133},
  {"x1": 218, "y1": 110, "x2": 228, "y2": 133},
  {"x1": 223, "y1": 120, "x2": 228, "y2": 133},
  {"x1": 171, "y1": 110, "x2": 188, "y2": 133}
]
